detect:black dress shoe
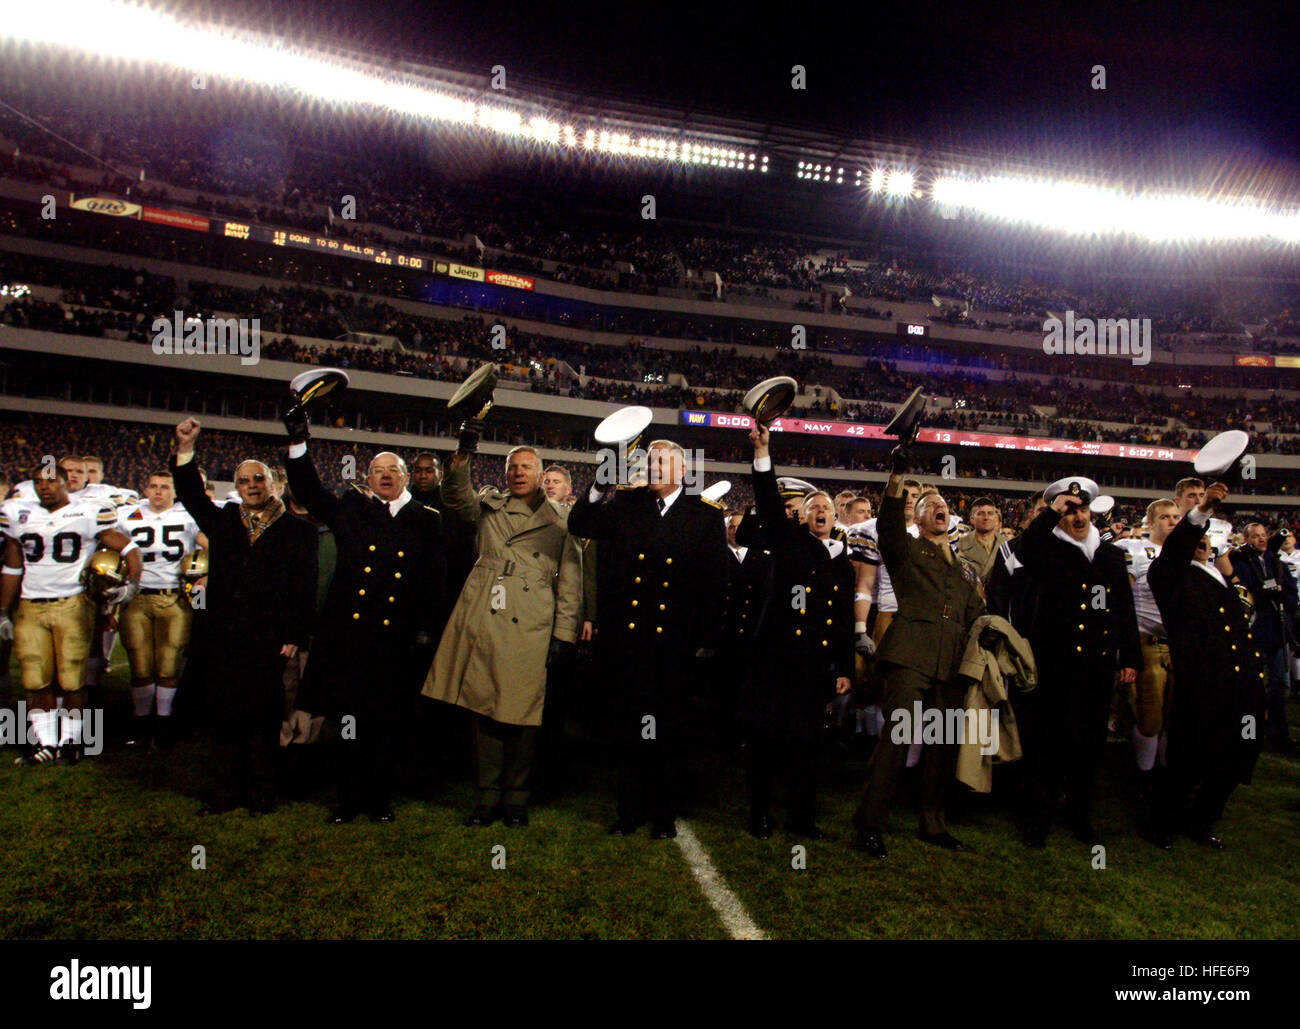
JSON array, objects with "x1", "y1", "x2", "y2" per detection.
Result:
[
  {"x1": 1143, "y1": 828, "x2": 1174, "y2": 851},
  {"x1": 1188, "y1": 830, "x2": 1226, "y2": 850},
  {"x1": 650, "y1": 821, "x2": 678, "y2": 840},
  {"x1": 853, "y1": 828, "x2": 887, "y2": 857},
  {"x1": 54, "y1": 745, "x2": 81, "y2": 766},
  {"x1": 919, "y1": 831, "x2": 969, "y2": 852},
  {"x1": 370, "y1": 809, "x2": 396, "y2": 824},
  {"x1": 608, "y1": 817, "x2": 642, "y2": 836},
  {"x1": 786, "y1": 821, "x2": 827, "y2": 841},
  {"x1": 464, "y1": 804, "x2": 500, "y2": 828},
  {"x1": 326, "y1": 809, "x2": 359, "y2": 825},
  {"x1": 504, "y1": 805, "x2": 529, "y2": 828},
  {"x1": 747, "y1": 812, "x2": 776, "y2": 839}
]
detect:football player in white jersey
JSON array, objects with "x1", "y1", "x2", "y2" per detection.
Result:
[
  {"x1": 83, "y1": 455, "x2": 140, "y2": 508},
  {"x1": 0, "y1": 464, "x2": 142, "y2": 765},
  {"x1": 848, "y1": 478, "x2": 923, "y2": 648},
  {"x1": 117, "y1": 471, "x2": 205, "y2": 748},
  {"x1": 12, "y1": 455, "x2": 87, "y2": 503},
  {"x1": 1115, "y1": 497, "x2": 1181, "y2": 848},
  {"x1": 78, "y1": 456, "x2": 140, "y2": 688}
]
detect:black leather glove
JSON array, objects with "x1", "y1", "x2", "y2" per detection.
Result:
[
  {"x1": 889, "y1": 445, "x2": 911, "y2": 474},
  {"x1": 457, "y1": 418, "x2": 485, "y2": 454},
  {"x1": 547, "y1": 637, "x2": 575, "y2": 667},
  {"x1": 282, "y1": 401, "x2": 310, "y2": 444}
]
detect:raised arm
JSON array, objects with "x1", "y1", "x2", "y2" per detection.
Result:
[
  {"x1": 286, "y1": 444, "x2": 341, "y2": 528},
  {"x1": 439, "y1": 453, "x2": 485, "y2": 527},
  {"x1": 169, "y1": 418, "x2": 225, "y2": 540}
]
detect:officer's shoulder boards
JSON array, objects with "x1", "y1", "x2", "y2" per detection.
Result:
[
  {"x1": 615, "y1": 484, "x2": 639, "y2": 492},
  {"x1": 701, "y1": 496, "x2": 724, "y2": 510}
]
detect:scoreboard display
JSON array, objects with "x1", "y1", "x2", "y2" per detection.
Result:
[
  {"x1": 213, "y1": 221, "x2": 424, "y2": 268},
  {"x1": 896, "y1": 322, "x2": 929, "y2": 337}
]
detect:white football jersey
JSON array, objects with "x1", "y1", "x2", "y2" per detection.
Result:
[
  {"x1": 118, "y1": 503, "x2": 201, "y2": 589},
  {"x1": 0, "y1": 498, "x2": 117, "y2": 599},
  {"x1": 11, "y1": 480, "x2": 123, "y2": 505},
  {"x1": 103, "y1": 485, "x2": 140, "y2": 509},
  {"x1": 1278, "y1": 547, "x2": 1300, "y2": 585},
  {"x1": 847, "y1": 517, "x2": 936, "y2": 613},
  {"x1": 1117, "y1": 537, "x2": 1164, "y2": 636}
]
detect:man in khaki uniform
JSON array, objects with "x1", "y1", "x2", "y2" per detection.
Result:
[
  {"x1": 852, "y1": 447, "x2": 985, "y2": 857},
  {"x1": 956, "y1": 496, "x2": 1001, "y2": 589},
  {"x1": 423, "y1": 442, "x2": 582, "y2": 828}
]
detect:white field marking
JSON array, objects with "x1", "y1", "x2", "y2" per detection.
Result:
[{"x1": 673, "y1": 820, "x2": 768, "y2": 940}]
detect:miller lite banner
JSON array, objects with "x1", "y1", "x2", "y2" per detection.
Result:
[{"x1": 69, "y1": 195, "x2": 142, "y2": 218}]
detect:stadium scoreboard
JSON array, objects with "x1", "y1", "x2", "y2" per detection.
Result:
[{"x1": 214, "y1": 220, "x2": 425, "y2": 268}]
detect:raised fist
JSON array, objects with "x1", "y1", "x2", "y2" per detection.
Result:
[{"x1": 176, "y1": 418, "x2": 201, "y2": 453}]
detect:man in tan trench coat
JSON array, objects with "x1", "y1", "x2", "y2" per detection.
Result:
[{"x1": 422, "y1": 444, "x2": 582, "y2": 828}]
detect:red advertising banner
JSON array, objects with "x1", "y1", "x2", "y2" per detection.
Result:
[
  {"x1": 143, "y1": 207, "x2": 211, "y2": 232},
  {"x1": 486, "y1": 270, "x2": 536, "y2": 290},
  {"x1": 680, "y1": 411, "x2": 1198, "y2": 463},
  {"x1": 1235, "y1": 355, "x2": 1274, "y2": 367}
]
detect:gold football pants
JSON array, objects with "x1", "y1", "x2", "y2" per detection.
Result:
[
  {"x1": 120, "y1": 591, "x2": 193, "y2": 681},
  {"x1": 15, "y1": 595, "x2": 95, "y2": 692}
]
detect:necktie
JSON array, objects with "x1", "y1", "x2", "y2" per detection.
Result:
[{"x1": 657, "y1": 496, "x2": 666, "y2": 515}]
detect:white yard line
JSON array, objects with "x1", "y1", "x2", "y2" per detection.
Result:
[{"x1": 673, "y1": 820, "x2": 768, "y2": 940}]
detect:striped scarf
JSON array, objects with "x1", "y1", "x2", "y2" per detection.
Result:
[{"x1": 240, "y1": 498, "x2": 285, "y2": 544}]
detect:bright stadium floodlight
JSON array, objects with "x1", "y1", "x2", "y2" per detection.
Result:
[
  {"x1": 929, "y1": 172, "x2": 1300, "y2": 243},
  {"x1": 886, "y1": 170, "x2": 914, "y2": 197},
  {"x1": 2, "y1": 0, "x2": 769, "y2": 173},
  {"x1": 868, "y1": 168, "x2": 886, "y2": 193}
]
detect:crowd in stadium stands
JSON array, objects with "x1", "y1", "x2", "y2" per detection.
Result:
[
  {"x1": 3, "y1": 199, "x2": 1298, "y2": 392},
  {"x1": 7, "y1": 245, "x2": 1300, "y2": 453},
  {"x1": 4, "y1": 76, "x2": 1300, "y2": 341}
]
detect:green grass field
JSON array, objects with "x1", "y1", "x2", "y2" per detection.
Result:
[{"x1": 3, "y1": 649, "x2": 1297, "y2": 940}]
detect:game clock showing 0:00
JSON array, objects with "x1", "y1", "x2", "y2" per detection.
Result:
[
  {"x1": 217, "y1": 221, "x2": 425, "y2": 269},
  {"x1": 896, "y1": 322, "x2": 929, "y2": 337}
]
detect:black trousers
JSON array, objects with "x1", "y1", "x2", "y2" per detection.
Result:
[
  {"x1": 210, "y1": 723, "x2": 279, "y2": 809},
  {"x1": 856, "y1": 664, "x2": 964, "y2": 836},
  {"x1": 616, "y1": 690, "x2": 685, "y2": 827},
  {"x1": 1017, "y1": 663, "x2": 1113, "y2": 830},
  {"x1": 745, "y1": 731, "x2": 818, "y2": 826},
  {"x1": 1165, "y1": 733, "x2": 1242, "y2": 836},
  {"x1": 336, "y1": 709, "x2": 399, "y2": 815}
]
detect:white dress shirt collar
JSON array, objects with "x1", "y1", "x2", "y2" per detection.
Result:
[
  {"x1": 1192, "y1": 560, "x2": 1227, "y2": 587},
  {"x1": 657, "y1": 485, "x2": 683, "y2": 515},
  {"x1": 1053, "y1": 522, "x2": 1102, "y2": 562},
  {"x1": 385, "y1": 490, "x2": 412, "y2": 517}
]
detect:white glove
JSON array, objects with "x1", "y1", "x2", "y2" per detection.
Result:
[
  {"x1": 855, "y1": 630, "x2": 876, "y2": 656},
  {"x1": 0, "y1": 612, "x2": 12, "y2": 641},
  {"x1": 105, "y1": 580, "x2": 140, "y2": 606}
]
